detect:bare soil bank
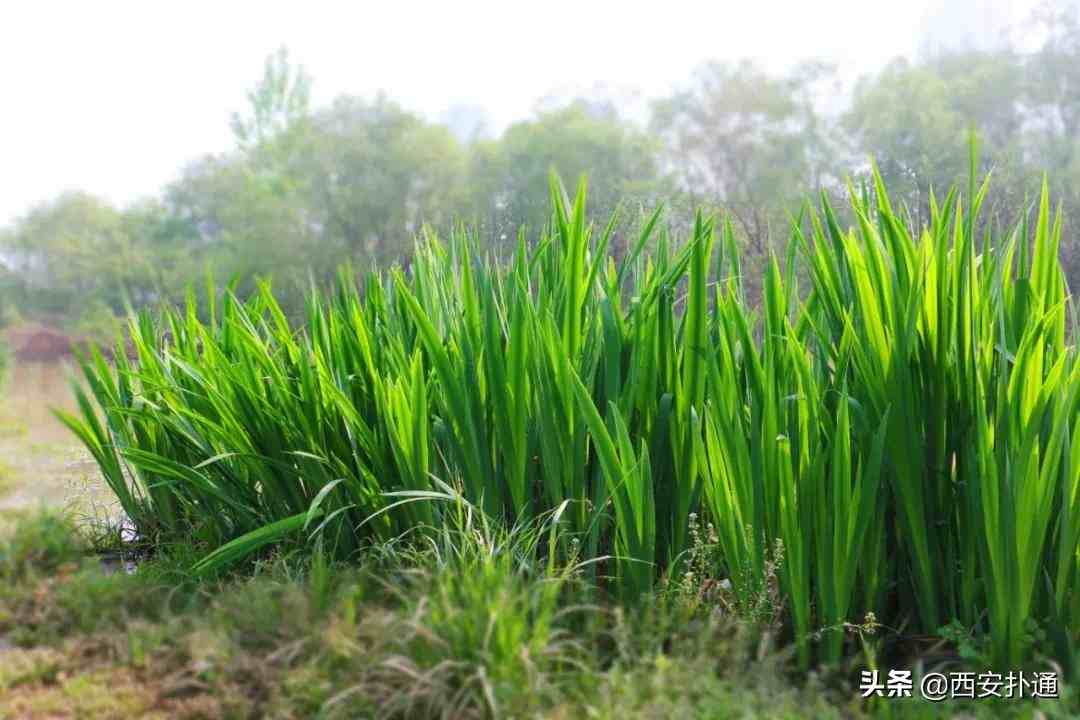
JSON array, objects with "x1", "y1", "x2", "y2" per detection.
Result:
[{"x1": 0, "y1": 360, "x2": 111, "y2": 514}]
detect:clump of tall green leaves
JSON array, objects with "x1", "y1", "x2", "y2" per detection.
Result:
[{"x1": 61, "y1": 168, "x2": 1080, "y2": 667}]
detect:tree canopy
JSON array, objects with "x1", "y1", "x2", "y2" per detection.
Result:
[{"x1": 6, "y1": 16, "x2": 1080, "y2": 330}]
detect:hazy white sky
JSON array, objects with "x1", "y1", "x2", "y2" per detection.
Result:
[{"x1": 1, "y1": 0, "x2": 1039, "y2": 226}]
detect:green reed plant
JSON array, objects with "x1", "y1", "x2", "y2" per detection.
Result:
[{"x1": 61, "y1": 160, "x2": 1080, "y2": 667}]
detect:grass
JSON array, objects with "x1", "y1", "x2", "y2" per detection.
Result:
[
  {"x1": 60, "y1": 153, "x2": 1080, "y2": 676},
  {"x1": 0, "y1": 343, "x2": 12, "y2": 498},
  {"x1": 0, "y1": 338, "x2": 8, "y2": 392},
  {"x1": 0, "y1": 462, "x2": 14, "y2": 499},
  {"x1": 3, "y1": 509, "x2": 1075, "y2": 718}
]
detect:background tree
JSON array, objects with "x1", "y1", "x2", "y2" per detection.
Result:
[
  {"x1": 0, "y1": 192, "x2": 151, "y2": 330},
  {"x1": 230, "y1": 46, "x2": 313, "y2": 153},
  {"x1": 10, "y1": 18, "x2": 1080, "y2": 332},
  {"x1": 470, "y1": 101, "x2": 666, "y2": 248},
  {"x1": 843, "y1": 51, "x2": 1025, "y2": 228},
  {"x1": 303, "y1": 94, "x2": 467, "y2": 266},
  {"x1": 1023, "y1": 1, "x2": 1080, "y2": 284},
  {"x1": 651, "y1": 60, "x2": 835, "y2": 253}
]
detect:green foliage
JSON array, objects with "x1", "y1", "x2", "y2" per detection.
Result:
[
  {"x1": 0, "y1": 510, "x2": 83, "y2": 581},
  {"x1": 0, "y1": 192, "x2": 160, "y2": 323},
  {"x1": 0, "y1": 338, "x2": 9, "y2": 392},
  {"x1": 306, "y1": 94, "x2": 469, "y2": 262},
  {"x1": 12, "y1": 20, "x2": 1080, "y2": 328},
  {"x1": 229, "y1": 45, "x2": 312, "y2": 152},
  {"x1": 844, "y1": 52, "x2": 1024, "y2": 212},
  {"x1": 65, "y1": 167, "x2": 1080, "y2": 671},
  {"x1": 470, "y1": 101, "x2": 665, "y2": 241},
  {"x1": 652, "y1": 59, "x2": 836, "y2": 250},
  {"x1": 0, "y1": 511, "x2": 873, "y2": 719},
  {"x1": 1, "y1": 511, "x2": 1076, "y2": 718}
]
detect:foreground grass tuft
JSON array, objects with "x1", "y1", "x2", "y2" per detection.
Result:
[{"x1": 2, "y1": 512, "x2": 1078, "y2": 718}]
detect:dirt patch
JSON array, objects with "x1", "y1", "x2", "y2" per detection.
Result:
[
  {"x1": 5, "y1": 324, "x2": 77, "y2": 363},
  {"x1": 0, "y1": 650, "x2": 219, "y2": 720},
  {"x1": 12, "y1": 330, "x2": 75, "y2": 363},
  {"x1": 0, "y1": 360, "x2": 113, "y2": 515},
  {"x1": 3, "y1": 323, "x2": 131, "y2": 363}
]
